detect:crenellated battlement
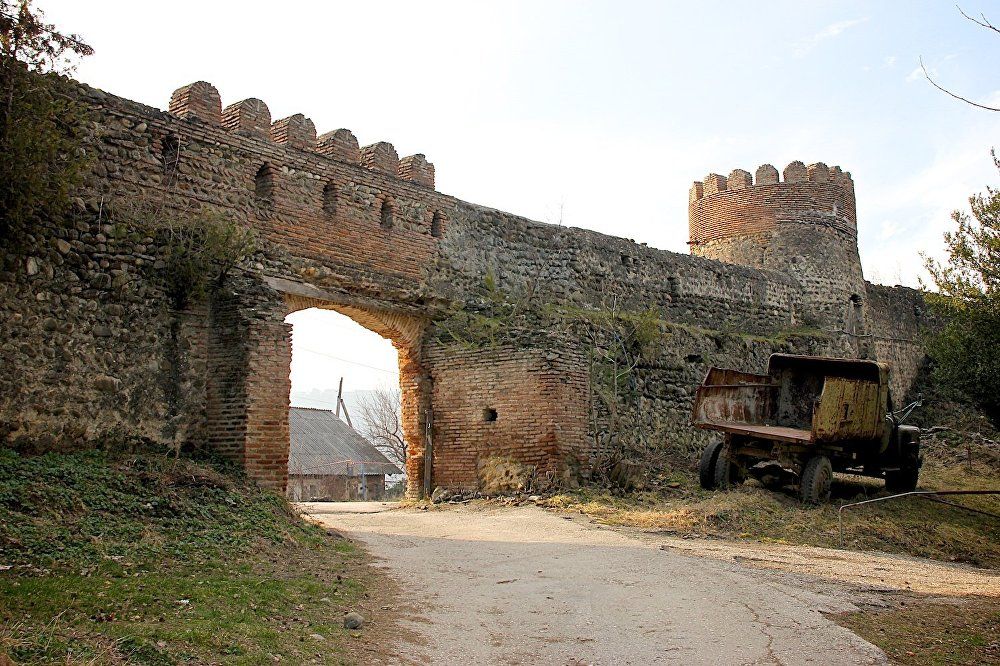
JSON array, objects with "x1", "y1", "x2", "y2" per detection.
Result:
[
  {"x1": 168, "y1": 81, "x2": 434, "y2": 189},
  {"x1": 689, "y1": 160, "x2": 853, "y2": 204},
  {"x1": 688, "y1": 159, "x2": 857, "y2": 250}
]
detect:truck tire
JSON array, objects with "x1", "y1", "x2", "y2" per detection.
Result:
[
  {"x1": 885, "y1": 467, "x2": 919, "y2": 493},
  {"x1": 800, "y1": 455, "x2": 833, "y2": 504},
  {"x1": 715, "y1": 443, "x2": 746, "y2": 489},
  {"x1": 886, "y1": 427, "x2": 921, "y2": 492},
  {"x1": 699, "y1": 440, "x2": 723, "y2": 489}
]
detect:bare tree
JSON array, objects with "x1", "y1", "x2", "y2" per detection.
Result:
[
  {"x1": 920, "y1": 6, "x2": 999, "y2": 112},
  {"x1": 358, "y1": 385, "x2": 406, "y2": 473}
]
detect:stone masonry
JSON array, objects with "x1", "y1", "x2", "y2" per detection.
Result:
[{"x1": 0, "y1": 76, "x2": 930, "y2": 495}]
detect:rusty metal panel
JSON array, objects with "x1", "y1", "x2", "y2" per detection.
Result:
[
  {"x1": 693, "y1": 366, "x2": 774, "y2": 427},
  {"x1": 812, "y1": 378, "x2": 883, "y2": 442},
  {"x1": 702, "y1": 367, "x2": 770, "y2": 387}
]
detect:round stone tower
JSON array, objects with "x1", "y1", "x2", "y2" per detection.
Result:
[{"x1": 688, "y1": 161, "x2": 868, "y2": 338}]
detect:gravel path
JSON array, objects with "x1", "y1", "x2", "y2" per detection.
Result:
[{"x1": 305, "y1": 502, "x2": 889, "y2": 665}]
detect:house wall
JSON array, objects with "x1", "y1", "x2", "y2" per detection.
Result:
[{"x1": 287, "y1": 473, "x2": 387, "y2": 501}]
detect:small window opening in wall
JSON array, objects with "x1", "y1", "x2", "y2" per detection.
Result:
[
  {"x1": 380, "y1": 198, "x2": 394, "y2": 229},
  {"x1": 254, "y1": 163, "x2": 274, "y2": 206},
  {"x1": 161, "y1": 134, "x2": 180, "y2": 182},
  {"x1": 431, "y1": 211, "x2": 443, "y2": 238},
  {"x1": 322, "y1": 181, "x2": 338, "y2": 217},
  {"x1": 482, "y1": 407, "x2": 498, "y2": 422},
  {"x1": 850, "y1": 293, "x2": 862, "y2": 306}
]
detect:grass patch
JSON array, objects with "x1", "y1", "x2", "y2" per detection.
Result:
[
  {"x1": 0, "y1": 449, "x2": 374, "y2": 664},
  {"x1": 545, "y1": 432, "x2": 1000, "y2": 568},
  {"x1": 837, "y1": 596, "x2": 1000, "y2": 665}
]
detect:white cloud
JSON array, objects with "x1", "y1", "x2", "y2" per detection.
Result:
[{"x1": 793, "y1": 18, "x2": 868, "y2": 56}]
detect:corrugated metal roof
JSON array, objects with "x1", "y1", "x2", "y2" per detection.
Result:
[{"x1": 288, "y1": 407, "x2": 402, "y2": 477}]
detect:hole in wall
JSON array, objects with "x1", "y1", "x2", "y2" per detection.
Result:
[
  {"x1": 322, "y1": 181, "x2": 338, "y2": 217},
  {"x1": 431, "y1": 211, "x2": 443, "y2": 238},
  {"x1": 685, "y1": 354, "x2": 703, "y2": 364},
  {"x1": 254, "y1": 163, "x2": 274, "y2": 206},
  {"x1": 284, "y1": 307, "x2": 407, "y2": 501},
  {"x1": 482, "y1": 407, "x2": 498, "y2": 422},
  {"x1": 668, "y1": 276, "x2": 680, "y2": 296},
  {"x1": 161, "y1": 134, "x2": 180, "y2": 182},
  {"x1": 380, "y1": 198, "x2": 394, "y2": 229}
]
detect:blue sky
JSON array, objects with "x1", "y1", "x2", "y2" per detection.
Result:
[{"x1": 43, "y1": 0, "x2": 1000, "y2": 392}]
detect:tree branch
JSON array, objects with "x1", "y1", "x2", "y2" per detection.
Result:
[
  {"x1": 920, "y1": 57, "x2": 1000, "y2": 112},
  {"x1": 957, "y1": 5, "x2": 1000, "y2": 36}
]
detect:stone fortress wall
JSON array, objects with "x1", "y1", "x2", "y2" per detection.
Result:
[{"x1": 0, "y1": 76, "x2": 931, "y2": 494}]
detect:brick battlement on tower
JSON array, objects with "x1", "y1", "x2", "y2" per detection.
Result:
[{"x1": 688, "y1": 161, "x2": 856, "y2": 249}]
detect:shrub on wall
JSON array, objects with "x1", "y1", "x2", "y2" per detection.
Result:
[
  {"x1": 0, "y1": 1, "x2": 92, "y2": 242},
  {"x1": 113, "y1": 197, "x2": 258, "y2": 308}
]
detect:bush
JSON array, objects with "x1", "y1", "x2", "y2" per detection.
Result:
[
  {"x1": 922, "y1": 151, "x2": 1000, "y2": 422},
  {"x1": 111, "y1": 196, "x2": 258, "y2": 308},
  {"x1": 0, "y1": 1, "x2": 92, "y2": 242}
]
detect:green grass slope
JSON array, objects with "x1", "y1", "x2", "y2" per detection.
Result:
[{"x1": 0, "y1": 449, "x2": 374, "y2": 665}]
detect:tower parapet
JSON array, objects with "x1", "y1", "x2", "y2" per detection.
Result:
[
  {"x1": 688, "y1": 161, "x2": 865, "y2": 335},
  {"x1": 689, "y1": 161, "x2": 856, "y2": 256}
]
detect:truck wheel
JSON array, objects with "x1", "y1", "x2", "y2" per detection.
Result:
[
  {"x1": 886, "y1": 427, "x2": 921, "y2": 493},
  {"x1": 699, "y1": 440, "x2": 723, "y2": 489},
  {"x1": 886, "y1": 466, "x2": 919, "y2": 493},
  {"x1": 713, "y1": 443, "x2": 746, "y2": 489},
  {"x1": 800, "y1": 455, "x2": 833, "y2": 504}
]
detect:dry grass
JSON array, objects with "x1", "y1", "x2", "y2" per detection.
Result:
[{"x1": 546, "y1": 433, "x2": 1000, "y2": 568}]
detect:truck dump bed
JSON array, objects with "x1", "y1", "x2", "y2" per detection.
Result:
[{"x1": 691, "y1": 354, "x2": 890, "y2": 446}]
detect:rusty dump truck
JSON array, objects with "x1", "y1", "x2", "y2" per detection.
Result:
[{"x1": 692, "y1": 354, "x2": 922, "y2": 503}]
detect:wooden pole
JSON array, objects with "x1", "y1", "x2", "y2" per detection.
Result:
[
  {"x1": 335, "y1": 377, "x2": 343, "y2": 418},
  {"x1": 423, "y1": 407, "x2": 433, "y2": 499},
  {"x1": 340, "y1": 397, "x2": 354, "y2": 428}
]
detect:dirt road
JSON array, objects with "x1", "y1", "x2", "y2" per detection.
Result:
[{"x1": 306, "y1": 502, "x2": 896, "y2": 665}]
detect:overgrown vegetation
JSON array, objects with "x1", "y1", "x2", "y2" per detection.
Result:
[
  {"x1": 0, "y1": 0, "x2": 92, "y2": 242},
  {"x1": 110, "y1": 196, "x2": 257, "y2": 308},
  {"x1": 433, "y1": 276, "x2": 832, "y2": 490},
  {"x1": 922, "y1": 151, "x2": 1000, "y2": 423},
  {"x1": 0, "y1": 449, "x2": 377, "y2": 664},
  {"x1": 544, "y1": 426, "x2": 1000, "y2": 568},
  {"x1": 434, "y1": 269, "x2": 539, "y2": 348}
]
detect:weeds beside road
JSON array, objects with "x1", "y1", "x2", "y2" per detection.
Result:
[{"x1": 540, "y1": 426, "x2": 1000, "y2": 666}]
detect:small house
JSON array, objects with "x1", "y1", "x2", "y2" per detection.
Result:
[{"x1": 287, "y1": 406, "x2": 402, "y2": 501}]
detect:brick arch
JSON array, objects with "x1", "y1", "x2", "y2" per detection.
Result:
[{"x1": 282, "y1": 294, "x2": 430, "y2": 495}]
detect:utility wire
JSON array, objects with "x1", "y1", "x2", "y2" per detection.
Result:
[{"x1": 294, "y1": 346, "x2": 398, "y2": 375}]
